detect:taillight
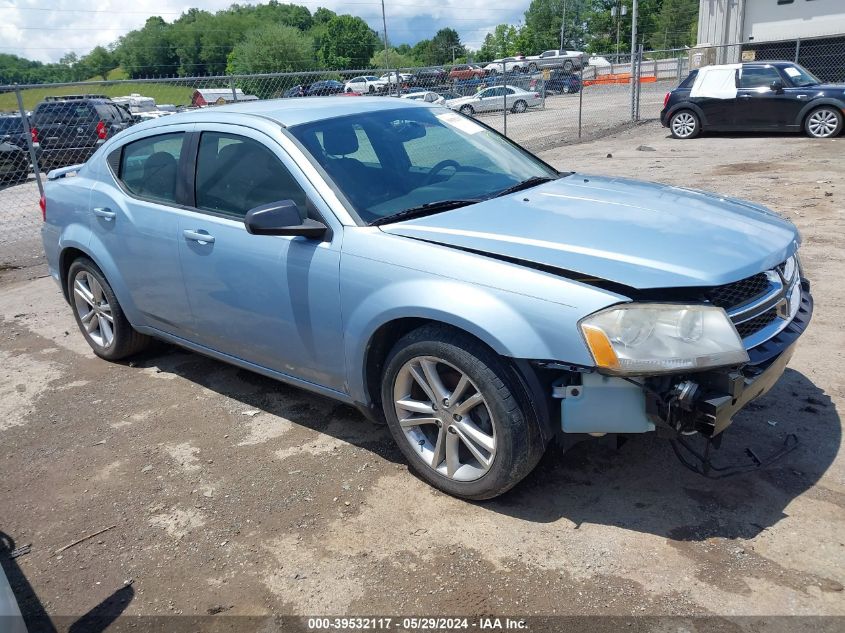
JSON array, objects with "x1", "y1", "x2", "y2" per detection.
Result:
[
  {"x1": 30, "y1": 127, "x2": 39, "y2": 144},
  {"x1": 39, "y1": 194, "x2": 46, "y2": 221},
  {"x1": 96, "y1": 121, "x2": 107, "y2": 140},
  {"x1": 534, "y1": 93, "x2": 540, "y2": 99},
  {"x1": 663, "y1": 92, "x2": 671, "y2": 108}
]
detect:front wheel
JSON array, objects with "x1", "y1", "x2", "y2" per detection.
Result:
[
  {"x1": 669, "y1": 109, "x2": 701, "y2": 139},
  {"x1": 512, "y1": 100, "x2": 527, "y2": 113},
  {"x1": 528, "y1": 63, "x2": 537, "y2": 73},
  {"x1": 459, "y1": 105, "x2": 475, "y2": 116},
  {"x1": 67, "y1": 257, "x2": 151, "y2": 360},
  {"x1": 381, "y1": 324, "x2": 545, "y2": 500},
  {"x1": 562, "y1": 60, "x2": 574, "y2": 72},
  {"x1": 804, "y1": 106, "x2": 843, "y2": 138}
]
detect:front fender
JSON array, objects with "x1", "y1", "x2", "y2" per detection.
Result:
[{"x1": 340, "y1": 230, "x2": 627, "y2": 404}]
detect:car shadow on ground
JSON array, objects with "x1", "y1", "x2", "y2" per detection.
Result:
[
  {"x1": 665, "y1": 130, "x2": 843, "y2": 141},
  {"x1": 0, "y1": 532, "x2": 135, "y2": 633},
  {"x1": 132, "y1": 345, "x2": 839, "y2": 543},
  {"x1": 488, "y1": 368, "x2": 840, "y2": 542}
]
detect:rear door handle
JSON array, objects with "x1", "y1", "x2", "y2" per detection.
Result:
[
  {"x1": 183, "y1": 229, "x2": 215, "y2": 245},
  {"x1": 92, "y1": 207, "x2": 116, "y2": 220}
]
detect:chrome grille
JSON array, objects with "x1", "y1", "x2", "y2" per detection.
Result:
[{"x1": 706, "y1": 272, "x2": 770, "y2": 309}]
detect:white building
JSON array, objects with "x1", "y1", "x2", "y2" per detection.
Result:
[{"x1": 697, "y1": 0, "x2": 845, "y2": 72}]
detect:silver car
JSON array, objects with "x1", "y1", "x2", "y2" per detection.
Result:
[{"x1": 446, "y1": 86, "x2": 542, "y2": 116}]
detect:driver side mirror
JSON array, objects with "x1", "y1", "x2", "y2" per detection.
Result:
[
  {"x1": 770, "y1": 79, "x2": 784, "y2": 93},
  {"x1": 244, "y1": 200, "x2": 328, "y2": 239}
]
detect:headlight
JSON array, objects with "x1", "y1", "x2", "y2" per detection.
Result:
[{"x1": 580, "y1": 304, "x2": 749, "y2": 375}]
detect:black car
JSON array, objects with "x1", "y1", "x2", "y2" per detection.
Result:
[
  {"x1": 0, "y1": 114, "x2": 31, "y2": 152},
  {"x1": 544, "y1": 69, "x2": 582, "y2": 94},
  {"x1": 411, "y1": 67, "x2": 447, "y2": 88},
  {"x1": 0, "y1": 141, "x2": 29, "y2": 184},
  {"x1": 31, "y1": 95, "x2": 135, "y2": 170},
  {"x1": 661, "y1": 61, "x2": 845, "y2": 139},
  {"x1": 282, "y1": 84, "x2": 308, "y2": 98},
  {"x1": 305, "y1": 80, "x2": 345, "y2": 97}
]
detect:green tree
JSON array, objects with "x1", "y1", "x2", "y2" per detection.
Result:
[
  {"x1": 648, "y1": 0, "x2": 698, "y2": 50},
  {"x1": 116, "y1": 16, "x2": 177, "y2": 77},
  {"x1": 427, "y1": 28, "x2": 465, "y2": 65},
  {"x1": 317, "y1": 15, "x2": 379, "y2": 68},
  {"x1": 80, "y1": 46, "x2": 117, "y2": 81},
  {"x1": 370, "y1": 48, "x2": 419, "y2": 69},
  {"x1": 584, "y1": 0, "x2": 665, "y2": 55},
  {"x1": 523, "y1": 0, "x2": 589, "y2": 52},
  {"x1": 227, "y1": 23, "x2": 315, "y2": 96}
]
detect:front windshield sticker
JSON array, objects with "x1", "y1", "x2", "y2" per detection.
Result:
[
  {"x1": 436, "y1": 111, "x2": 483, "y2": 135},
  {"x1": 784, "y1": 66, "x2": 801, "y2": 78}
]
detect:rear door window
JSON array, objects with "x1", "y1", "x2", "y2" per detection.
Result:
[{"x1": 118, "y1": 132, "x2": 184, "y2": 204}]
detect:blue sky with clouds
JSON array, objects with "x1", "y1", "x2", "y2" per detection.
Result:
[{"x1": 0, "y1": 0, "x2": 530, "y2": 63}]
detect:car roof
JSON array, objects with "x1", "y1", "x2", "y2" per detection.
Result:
[
  {"x1": 125, "y1": 95, "x2": 433, "y2": 130},
  {"x1": 703, "y1": 61, "x2": 796, "y2": 71}
]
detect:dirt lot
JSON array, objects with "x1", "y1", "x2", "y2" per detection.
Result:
[{"x1": 1, "y1": 122, "x2": 843, "y2": 629}]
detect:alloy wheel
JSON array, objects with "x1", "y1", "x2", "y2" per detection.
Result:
[
  {"x1": 671, "y1": 111, "x2": 697, "y2": 138},
  {"x1": 513, "y1": 100, "x2": 527, "y2": 113},
  {"x1": 393, "y1": 356, "x2": 496, "y2": 482},
  {"x1": 72, "y1": 270, "x2": 115, "y2": 348},
  {"x1": 807, "y1": 109, "x2": 840, "y2": 138}
]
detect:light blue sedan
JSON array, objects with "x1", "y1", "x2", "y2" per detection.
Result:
[{"x1": 41, "y1": 97, "x2": 812, "y2": 499}]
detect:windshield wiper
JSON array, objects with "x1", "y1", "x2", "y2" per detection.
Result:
[
  {"x1": 491, "y1": 175, "x2": 556, "y2": 198},
  {"x1": 370, "y1": 199, "x2": 481, "y2": 226}
]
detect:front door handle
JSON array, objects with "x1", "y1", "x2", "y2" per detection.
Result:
[
  {"x1": 183, "y1": 229, "x2": 215, "y2": 245},
  {"x1": 92, "y1": 207, "x2": 116, "y2": 220}
]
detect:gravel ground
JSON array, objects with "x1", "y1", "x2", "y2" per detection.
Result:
[{"x1": 0, "y1": 122, "x2": 843, "y2": 630}]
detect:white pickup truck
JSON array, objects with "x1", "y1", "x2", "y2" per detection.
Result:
[{"x1": 526, "y1": 50, "x2": 586, "y2": 73}]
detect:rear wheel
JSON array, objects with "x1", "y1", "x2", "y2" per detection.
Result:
[
  {"x1": 381, "y1": 324, "x2": 545, "y2": 500},
  {"x1": 512, "y1": 100, "x2": 527, "y2": 113},
  {"x1": 669, "y1": 109, "x2": 700, "y2": 139},
  {"x1": 804, "y1": 106, "x2": 843, "y2": 138},
  {"x1": 562, "y1": 60, "x2": 574, "y2": 72},
  {"x1": 459, "y1": 105, "x2": 475, "y2": 116},
  {"x1": 528, "y1": 62, "x2": 538, "y2": 73},
  {"x1": 67, "y1": 257, "x2": 151, "y2": 360}
]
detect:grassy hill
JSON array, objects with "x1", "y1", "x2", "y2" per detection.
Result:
[{"x1": 0, "y1": 74, "x2": 196, "y2": 112}]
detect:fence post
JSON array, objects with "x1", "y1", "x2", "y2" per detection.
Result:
[
  {"x1": 635, "y1": 44, "x2": 644, "y2": 122},
  {"x1": 229, "y1": 76, "x2": 238, "y2": 102},
  {"x1": 578, "y1": 63, "x2": 583, "y2": 139},
  {"x1": 501, "y1": 61, "x2": 507, "y2": 138},
  {"x1": 15, "y1": 85, "x2": 44, "y2": 198},
  {"x1": 794, "y1": 38, "x2": 801, "y2": 63}
]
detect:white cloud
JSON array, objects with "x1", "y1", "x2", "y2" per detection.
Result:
[{"x1": 0, "y1": 0, "x2": 527, "y2": 63}]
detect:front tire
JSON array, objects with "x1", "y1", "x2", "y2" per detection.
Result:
[
  {"x1": 804, "y1": 106, "x2": 843, "y2": 138},
  {"x1": 669, "y1": 109, "x2": 701, "y2": 139},
  {"x1": 528, "y1": 63, "x2": 537, "y2": 73},
  {"x1": 67, "y1": 257, "x2": 151, "y2": 360},
  {"x1": 562, "y1": 60, "x2": 574, "y2": 72},
  {"x1": 459, "y1": 105, "x2": 475, "y2": 116},
  {"x1": 381, "y1": 324, "x2": 545, "y2": 500}
]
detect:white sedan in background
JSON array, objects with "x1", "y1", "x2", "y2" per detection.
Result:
[
  {"x1": 446, "y1": 85, "x2": 541, "y2": 116},
  {"x1": 483, "y1": 57, "x2": 528, "y2": 74},
  {"x1": 401, "y1": 91, "x2": 445, "y2": 104},
  {"x1": 344, "y1": 75, "x2": 384, "y2": 93}
]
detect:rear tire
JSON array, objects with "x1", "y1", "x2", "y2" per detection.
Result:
[
  {"x1": 804, "y1": 106, "x2": 843, "y2": 138},
  {"x1": 669, "y1": 109, "x2": 701, "y2": 139},
  {"x1": 563, "y1": 60, "x2": 574, "y2": 72},
  {"x1": 67, "y1": 257, "x2": 151, "y2": 361},
  {"x1": 512, "y1": 100, "x2": 527, "y2": 113},
  {"x1": 381, "y1": 324, "x2": 545, "y2": 500}
]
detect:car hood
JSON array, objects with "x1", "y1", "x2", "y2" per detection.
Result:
[
  {"x1": 379, "y1": 174, "x2": 799, "y2": 290},
  {"x1": 446, "y1": 95, "x2": 478, "y2": 106}
]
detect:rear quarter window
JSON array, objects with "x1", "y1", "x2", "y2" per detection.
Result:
[{"x1": 678, "y1": 70, "x2": 698, "y2": 90}]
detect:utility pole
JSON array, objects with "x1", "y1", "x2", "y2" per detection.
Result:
[
  {"x1": 559, "y1": 0, "x2": 567, "y2": 50},
  {"x1": 380, "y1": 0, "x2": 392, "y2": 94}
]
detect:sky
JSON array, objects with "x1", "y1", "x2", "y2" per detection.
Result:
[{"x1": 0, "y1": 0, "x2": 530, "y2": 63}]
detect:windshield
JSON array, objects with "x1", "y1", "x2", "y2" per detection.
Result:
[
  {"x1": 288, "y1": 106, "x2": 558, "y2": 224},
  {"x1": 782, "y1": 64, "x2": 822, "y2": 87}
]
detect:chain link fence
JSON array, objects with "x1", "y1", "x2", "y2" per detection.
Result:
[{"x1": 2, "y1": 36, "x2": 844, "y2": 272}]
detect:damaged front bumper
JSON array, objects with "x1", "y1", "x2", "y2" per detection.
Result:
[{"x1": 558, "y1": 279, "x2": 813, "y2": 439}]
